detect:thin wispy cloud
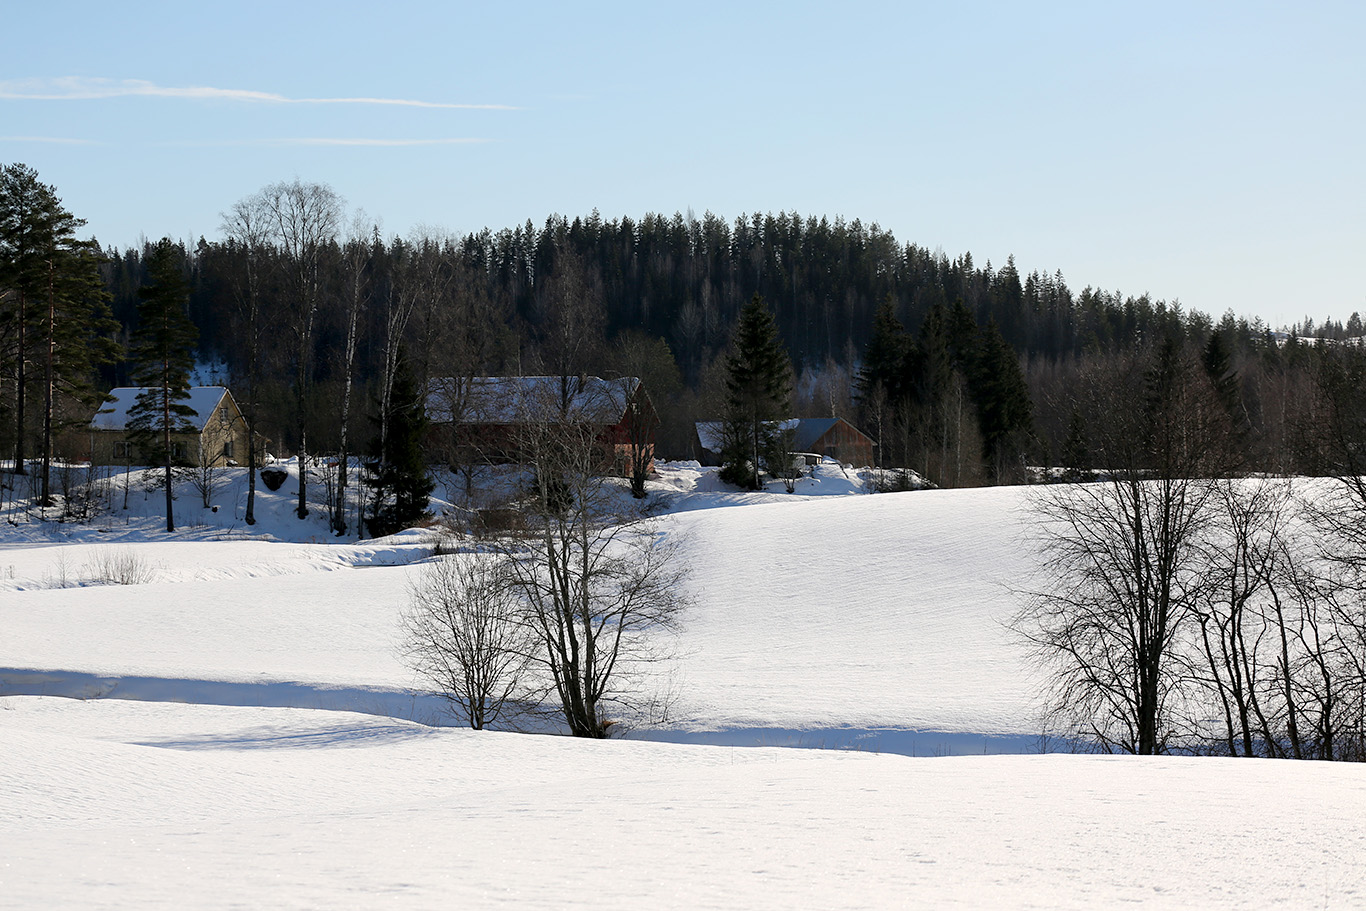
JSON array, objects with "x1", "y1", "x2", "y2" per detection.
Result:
[
  {"x1": 165, "y1": 137, "x2": 490, "y2": 148},
  {"x1": 0, "y1": 135, "x2": 98, "y2": 145},
  {"x1": 0, "y1": 77, "x2": 515, "y2": 110},
  {"x1": 273, "y1": 137, "x2": 490, "y2": 147}
]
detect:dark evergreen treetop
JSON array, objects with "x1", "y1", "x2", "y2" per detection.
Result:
[
  {"x1": 0, "y1": 162, "x2": 119, "y2": 475},
  {"x1": 0, "y1": 163, "x2": 88, "y2": 299},
  {"x1": 856, "y1": 296, "x2": 912, "y2": 405},
  {"x1": 914, "y1": 303, "x2": 957, "y2": 405},
  {"x1": 0, "y1": 162, "x2": 118, "y2": 406},
  {"x1": 46, "y1": 239, "x2": 120, "y2": 406},
  {"x1": 93, "y1": 206, "x2": 1317, "y2": 410},
  {"x1": 126, "y1": 237, "x2": 199, "y2": 533},
  {"x1": 364, "y1": 350, "x2": 434, "y2": 538},
  {"x1": 1202, "y1": 330, "x2": 1240, "y2": 417},
  {"x1": 60, "y1": 201, "x2": 1366, "y2": 485},
  {"x1": 968, "y1": 318, "x2": 1034, "y2": 475},
  {"x1": 725, "y1": 293, "x2": 792, "y2": 424},
  {"x1": 719, "y1": 293, "x2": 793, "y2": 490}
]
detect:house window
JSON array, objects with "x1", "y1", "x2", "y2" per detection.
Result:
[
  {"x1": 223, "y1": 439, "x2": 234, "y2": 460},
  {"x1": 172, "y1": 441, "x2": 190, "y2": 462},
  {"x1": 114, "y1": 440, "x2": 131, "y2": 460}
]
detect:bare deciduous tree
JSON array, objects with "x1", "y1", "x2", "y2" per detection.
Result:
[
  {"x1": 256, "y1": 179, "x2": 343, "y2": 520},
  {"x1": 402, "y1": 553, "x2": 531, "y2": 730},
  {"x1": 1022, "y1": 473, "x2": 1211, "y2": 753},
  {"x1": 531, "y1": 251, "x2": 606, "y2": 394},
  {"x1": 1020, "y1": 341, "x2": 1366, "y2": 760},
  {"x1": 501, "y1": 396, "x2": 688, "y2": 738},
  {"x1": 220, "y1": 195, "x2": 270, "y2": 525},
  {"x1": 1191, "y1": 477, "x2": 1366, "y2": 761},
  {"x1": 1017, "y1": 345, "x2": 1230, "y2": 754},
  {"x1": 430, "y1": 257, "x2": 510, "y2": 463},
  {"x1": 1190, "y1": 477, "x2": 1291, "y2": 757},
  {"x1": 329, "y1": 212, "x2": 377, "y2": 535},
  {"x1": 190, "y1": 442, "x2": 223, "y2": 510}
]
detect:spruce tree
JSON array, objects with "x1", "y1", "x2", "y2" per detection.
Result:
[
  {"x1": 856, "y1": 297, "x2": 912, "y2": 471},
  {"x1": 1202, "y1": 330, "x2": 1241, "y2": 420},
  {"x1": 901, "y1": 303, "x2": 960, "y2": 478},
  {"x1": 855, "y1": 296, "x2": 911, "y2": 405},
  {"x1": 363, "y1": 352, "x2": 434, "y2": 538},
  {"x1": 720, "y1": 293, "x2": 792, "y2": 489},
  {"x1": 968, "y1": 319, "x2": 1033, "y2": 482},
  {"x1": 126, "y1": 238, "x2": 199, "y2": 532}
]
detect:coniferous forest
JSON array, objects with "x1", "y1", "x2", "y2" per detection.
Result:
[{"x1": 3, "y1": 166, "x2": 1365, "y2": 489}]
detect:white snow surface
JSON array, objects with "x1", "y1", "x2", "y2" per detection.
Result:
[
  {"x1": 4, "y1": 698, "x2": 1363, "y2": 909},
  {"x1": 3, "y1": 462, "x2": 1365, "y2": 907}
]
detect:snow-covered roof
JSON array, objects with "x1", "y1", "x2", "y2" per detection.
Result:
[
  {"x1": 696, "y1": 418, "x2": 850, "y2": 454},
  {"x1": 91, "y1": 387, "x2": 231, "y2": 432},
  {"x1": 428, "y1": 376, "x2": 640, "y2": 425}
]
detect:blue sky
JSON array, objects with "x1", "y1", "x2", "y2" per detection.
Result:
[{"x1": 3, "y1": 1, "x2": 1362, "y2": 328}]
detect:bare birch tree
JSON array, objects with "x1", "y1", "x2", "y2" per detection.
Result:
[
  {"x1": 425, "y1": 262, "x2": 508, "y2": 499},
  {"x1": 257, "y1": 179, "x2": 343, "y2": 520},
  {"x1": 220, "y1": 195, "x2": 270, "y2": 524},
  {"x1": 330, "y1": 212, "x2": 376, "y2": 535}
]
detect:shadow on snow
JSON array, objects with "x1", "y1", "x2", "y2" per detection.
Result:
[{"x1": 1, "y1": 667, "x2": 1056, "y2": 756}]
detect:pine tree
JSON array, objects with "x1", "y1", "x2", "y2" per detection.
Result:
[
  {"x1": 720, "y1": 293, "x2": 792, "y2": 490},
  {"x1": 363, "y1": 351, "x2": 434, "y2": 538},
  {"x1": 37, "y1": 239, "x2": 119, "y2": 504},
  {"x1": 126, "y1": 238, "x2": 199, "y2": 533},
  {"x1": 0, "y1": 163, "x2": 116, "y2": 487}
]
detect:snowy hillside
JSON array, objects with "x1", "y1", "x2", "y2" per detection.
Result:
[
  {"x1": 3, "y1": 462, "x2": 1364, "y2": 908},
  {"x1": 663, "y1": 486, "x2": 1039, "y2": 748},
  {"x1": 1, "y1": 461, "x2": 1036, "y2": 749}
]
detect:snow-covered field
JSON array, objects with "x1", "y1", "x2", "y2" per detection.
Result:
[{"x1": 3, "y1": 461, "x2": 1364, "y2": 908}]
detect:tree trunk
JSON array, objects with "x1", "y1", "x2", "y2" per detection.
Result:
[
  {"x1": 40, "y1": 266, "x2": 55, "y2": 505},
  {"x1": 163, "y1": 381, "x2": 174, "y2": 533},
  {"x1": 14, "y1": 291, "x2": 27, "y2": 475}
]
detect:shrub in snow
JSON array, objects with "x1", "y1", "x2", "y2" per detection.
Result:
[
  {"x1": 402, "y1": 554, "x2": 532, "y2": 730},
  {"x1": 86, "y1": 547, "x2": 157, "y2": 585}
]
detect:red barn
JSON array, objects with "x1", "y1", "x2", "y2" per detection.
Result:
[{"x1": 427, "y1": 375, "x2": 655, "y2": 476}]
